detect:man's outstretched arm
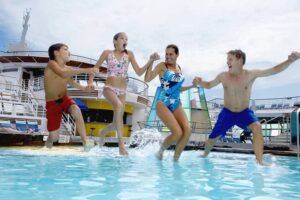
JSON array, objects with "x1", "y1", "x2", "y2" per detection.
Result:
[
  {"x1": 196, "y1": 73, "x2": 222, "y2": 89},
  {"x1": 252, "y1": 51, "x2": 300, "y2": 78}
]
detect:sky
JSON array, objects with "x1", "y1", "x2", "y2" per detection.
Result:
[{"x1": 0, "y1": 0, "x2": 300, "y2": 100}]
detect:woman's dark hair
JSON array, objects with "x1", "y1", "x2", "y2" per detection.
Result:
[
  {"x1": 113, "y1": 32, "x2": 127, "y2": 54},
  {"x1": 48, "y1": 43, "x2": 68, "y2": 60},
  {"x1": 166, "y1": 44, "x2": 179, "y2": 55}
]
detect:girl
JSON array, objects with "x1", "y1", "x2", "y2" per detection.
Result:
[{"x1": 89, "y1": 32, "x2": 159, "y2": 155}]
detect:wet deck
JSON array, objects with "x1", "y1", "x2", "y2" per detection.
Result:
[{"x1": 0, "y1": 134, "x2": 299, "y2": 157}]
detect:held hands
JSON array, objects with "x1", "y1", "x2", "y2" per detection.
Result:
[
  {"x1": 150, "y1": 52, "x2": 160, "y2": 62},
  {"x1": 192, "y1": 77, "x2": 198, "y2": 87},
  {"x1": 87, "y1": 67, "x2": 99, "y2": 75},
  {"x1": 288, "y1": 51, "x2": 300, "y2": 62},
  {"x1": 194, "y1": 76, "x2": 203, "y2": 86},
  {"x1": 85, "y1": 83, "x2": 95, "y2": 91},
  {"x1": 85, "y1": 67, "x2": 98, "y2": 91}
]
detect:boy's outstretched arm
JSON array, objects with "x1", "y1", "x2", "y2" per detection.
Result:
[
  {"x1": 48, "y1": 60, "x2": 97, "y2": 78},
  {"x1": 68, "y1": 78, "x2": 88, "y2": 91},
  {"x1": 88, "y1": 50, "x2": 108, "y2": 87}
]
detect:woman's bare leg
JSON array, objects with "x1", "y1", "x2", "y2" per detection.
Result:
[
  {"x1": 156, "y1": 102, "x2": 183, "y2": 159},
  {"x1": 173, "y1": 105, "x2": 192, "y2": 161}
]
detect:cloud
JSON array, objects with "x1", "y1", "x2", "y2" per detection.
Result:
[{"x1": 0, "y1": 0, "x2": 299, "y2": 99}]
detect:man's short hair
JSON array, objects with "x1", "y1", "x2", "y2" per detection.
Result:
[
  {"x1": 227, "y1": 49, "x2": 246, "y2": 65},
  {"x1": 48, "y1": 43, "x2": 68, "y2": 60}
]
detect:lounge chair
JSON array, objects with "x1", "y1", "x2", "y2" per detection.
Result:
[
  {"x1": 27, "y1": 121, "x2": 39, "y2": 132},
  {"x1": 16, "y1": 120, "x2": 28, "y2": 132}
]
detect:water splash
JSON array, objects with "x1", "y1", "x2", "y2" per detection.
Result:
[
  {"x1": 87, "y1": 128, "x2": 165, "y2": 158},
  {"x1": 126, "y1": 128, "x2": 167, "y2": 158},
  {"x1": 128, "y1": 128, "x2": 163, "y2": 149},
  {"x1": 0, "y1": 129, "x2": 166, "y2": 158}
]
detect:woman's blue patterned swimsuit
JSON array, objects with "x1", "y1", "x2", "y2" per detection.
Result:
[{"x1": 158, "y1": 69, "x2": 185, "y2": 112}]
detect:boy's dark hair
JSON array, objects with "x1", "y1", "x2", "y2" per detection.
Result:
[
  {"x1": 48, "y1": 43, "x2": 68, "y2": 60},
  {"x1": 227, "y1": 49, "x2": 246, "y2": 65},
  {"x1": 166, "y1": 44, "x2": 179, "y2": 55}
]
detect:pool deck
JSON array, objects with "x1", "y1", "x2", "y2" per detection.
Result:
[
  {"x1": 186, "y1": 142, "x2": 300, "y2": 157},
  {"x1": 0, "y1": 133, "x2": 299, "y2": 157}
]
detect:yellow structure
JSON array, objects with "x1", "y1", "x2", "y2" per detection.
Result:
[{"x1": 82, "y1": 99, "x2": 133, "y2": 137}]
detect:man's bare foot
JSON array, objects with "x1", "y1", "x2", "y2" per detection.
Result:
[
  {"x1": 200, "y1": 153, "x2": 208, "y2": 158},
  {"x1": 119, "y1": 146, "x2": 128, "y2": 156},
  {"x1": 256, "y1": 159, "x2": 271, "y2": 166}
]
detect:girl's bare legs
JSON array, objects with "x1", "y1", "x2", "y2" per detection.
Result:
[
  {"x1": 155, "y1": 102, "x2": 183, "y2": 160},
  {"x1": 99, "y1": 123, "x2": 115, "y2": 147},
  {"x1": 102, "y1": 87, "x2": 128, "y2": 155}
]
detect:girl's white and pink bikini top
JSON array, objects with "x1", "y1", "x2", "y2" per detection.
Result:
[{"x1": 106, "y1": 51, "x2": 129, "y2": 78}]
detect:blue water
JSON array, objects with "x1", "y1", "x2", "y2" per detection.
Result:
[{"x1": 0, "y1": 146, "x2": 299, "y2": 200}]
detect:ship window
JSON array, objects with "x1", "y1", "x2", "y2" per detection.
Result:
[
  {"x1": 82, "y1": 109, "x2": 128, "y2": 124},
  {"x1": 2, "y1": 68, "x2": 18, "y2": 72}
]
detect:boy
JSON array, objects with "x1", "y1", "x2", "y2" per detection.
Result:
[
  {"x1": 196, "y1": 50, "x2": 300, "y2": 165},
  {"x1": 44, "y1": 43, "x2": 98, "y2": 151}
]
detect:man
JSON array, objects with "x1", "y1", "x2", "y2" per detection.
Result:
[
  {"x1": 44, "y1": 43, "x2": 98, "y2": 151},
  {"x1": 196, "y1": 50, "x2": 300, "y2": 165}
]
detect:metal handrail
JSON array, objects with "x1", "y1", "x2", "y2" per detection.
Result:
[
  {"x1": 62, "y1": 113, "x2": 76, "y2": 136},
  {"x1": 296, "y1": 108, "x2": 300, "y2": 157},
  {"x1": 137, "y1": 120, "x2": 211, "y2": 134},
  {"x1": 0, "y1": 82, "x2": 45, "y2": 118},
  {"x1": 0, "y1": 50, "x2": 97, "y2": 65},
  {"x1": 72, "y1": 74, "x2": 149, "y2": 96},
  {"x1": 207, "y1": 97, "x2": 300, "y2": 111}
]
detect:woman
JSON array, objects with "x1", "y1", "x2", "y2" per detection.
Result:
[
  {"x1": 89, "y1": 32, "x2": 159, "y2": 155},
  {"x1": 144, "y1": 44, "x2": 197, "y2": 161}
]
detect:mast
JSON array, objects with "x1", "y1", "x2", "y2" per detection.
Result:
[
  {"x1": 20, "y1": 9, "x2": 31, "y2": 45},
  {"x1": 8, "y1": 9, "x2": 31, "y2": 52}
]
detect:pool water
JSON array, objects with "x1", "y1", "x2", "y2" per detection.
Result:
[{"x1": 0, "y1": 144, "x2": 299, "y2": 200}]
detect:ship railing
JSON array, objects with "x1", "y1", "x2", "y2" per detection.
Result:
[
  {"x1": 61, "y1": 113, "x2": 76, "y2": 136},
  {"x1": 31, "y1": 74, "x2": 149, "y2": 96},
  {"x1": 260, "y1": 115, "x2": 291, "y2": 144},
  {"x1": 0, "y1": 74, "x2": 18, "y2": 84},
  {"x1": 21, "y1": 79, "x2": 42, "y2": 117},
  {"x1": 207, "y1": 96, "x2": 300, "y2": 111},
  {"x1": 137, "y1": 120, "x2": 211, "y2": 134},
  {"x1": 32, "y1": 76, "x2": 44, "y2": 91},
  {"x1": 0, "y1": 81, "x2": 44, "y2": 118},
  {"x1": 72, "y1": 74, "x2": 149, "y2": 96},
  {"x1": 0, "y1": 50, "x2": 97, "y2": 65}
]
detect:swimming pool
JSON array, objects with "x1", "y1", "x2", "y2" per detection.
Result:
[{"x1": 0, "y1": 145, "x2": 299, "y2": 200}]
